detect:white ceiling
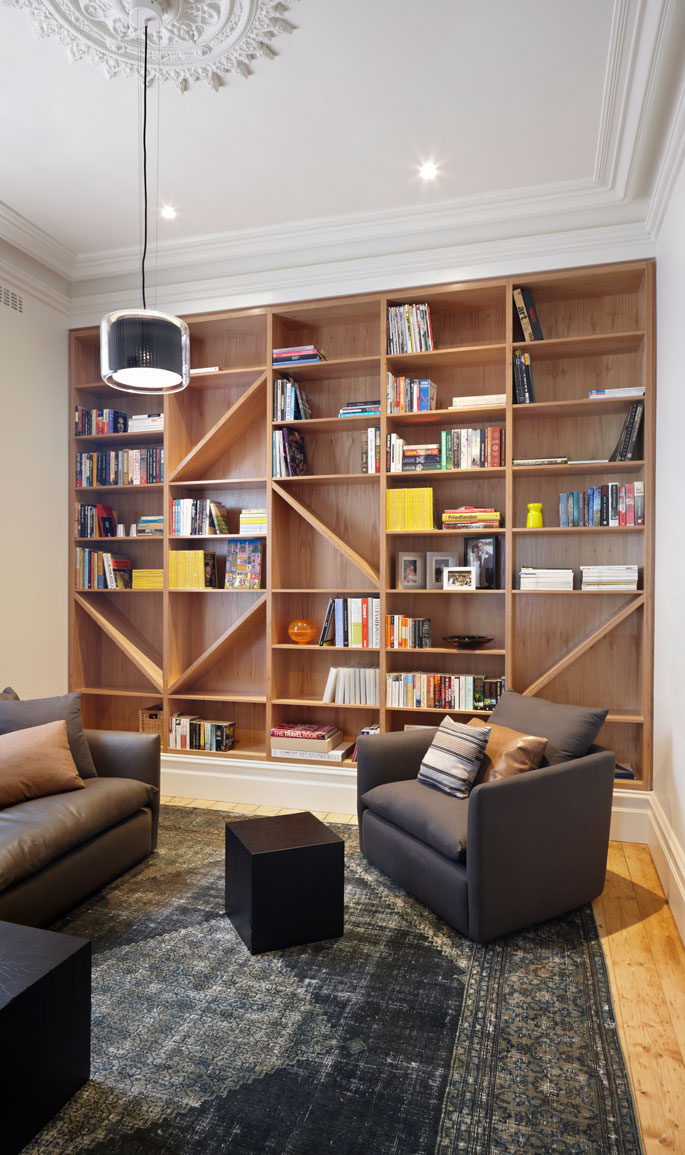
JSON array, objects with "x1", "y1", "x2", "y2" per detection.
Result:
[{"x1": 0, "y1": 0, "x2": 684, "y2": 292}]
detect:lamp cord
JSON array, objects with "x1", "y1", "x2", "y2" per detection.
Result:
[{"x1": 141, "y1": 23, "x2": 149, "y2": 310}]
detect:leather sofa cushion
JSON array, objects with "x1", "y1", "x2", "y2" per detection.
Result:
[
  {"x1": 0, "y1": 719, "x2": 85, "y2": 809},
  {"x1": 361, "y1": 778, "x2": 469, "y2": 862},
  {"x1": 0, "y1": 776, "x2": 157, "y2": 891},
  {"x1": 0, "y1": 692, "x2": 98, "y2": 779}
]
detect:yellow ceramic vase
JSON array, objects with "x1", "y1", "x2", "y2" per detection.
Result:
[{"x1": 526, "y1": 503, "x2": 543, "y2": 529}]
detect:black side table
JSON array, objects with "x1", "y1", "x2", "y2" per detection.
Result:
[
  {"x1": 0, "y1": 920, "x2": 91, "y2": 1155},
  {"x1": 225, "y1": 811, "x2": 344, "y2": 954}
]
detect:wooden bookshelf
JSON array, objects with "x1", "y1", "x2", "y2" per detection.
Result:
[{"x1": 69, "y1": 260, "x2": 655, "y2": 787}]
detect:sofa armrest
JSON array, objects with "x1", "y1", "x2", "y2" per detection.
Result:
[
  {"x1": 85, "y1": 729, "x2": 161, "y2": 849},
  {"x1": 466, "y1": 747, "x2": 615, "y2": 943},
  {"x1": 357, "y1": 729, "x2": 437, "y2": 847}
]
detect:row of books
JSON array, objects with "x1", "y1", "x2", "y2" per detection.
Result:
[
  {"x1": 170, "y1": 498, "x2": 230, "y2": 537},
  {"x1": 272, "y1": 428, "x2": 307, "y2": 477},
  {"x1": 442, "y1": 507, "x2": 502, "y2": 529},
  {"x1": 512, "y1": 351, "x2": 535, "y2": 403},
  {"x1": 168, "y1": 715, "x2": 236, "y2": 751},
  {"x1": 581, "y1": 565, "x2": 639, "y2": 591},
  {"x1": 386, "y1": 487, "x2": 434, "y2": 531},
  {"x1": 513, "y1": 287, "x2": 543, "y2": 341},
  {"x1": 339, "y1": 400, "x2": 381, "y2": 418},
  {"x1": 386, "y1": 673, "x2": 505, "y2": 711},
  {"x1": 387, "y1": 427, "x2": 504, "y2": 473},
  {"x1": 318, "y1": 596, "x2": 381, "y2": 648},
  {"x1": 559, "y1": 482, "x2": 645, "y2": 527},
  {"x1": 74, "y1": 406, "x2": 127, "y2": 435},
  {"x1": 360, "y1": 428, "x2": 381, "y2": 473},
  {"x1": 132, "y1": 569, "x2": 163, "y2": 589},
  {"x1": 75, "y1": 501, "x2": 117, "y2": 538},
  {"x1": 386, "y1": 374, "x2": 437, "y2": 413},
  {"x1": 239, "y1": 509, "x2": 267, "y2": 534},
  {"x1": 322, "y1": 666, "x2": 380, "y2": 706},
  {"x1": 609, "y1": 402, "x2": 644, "y2": 461},
  {"x1": 519, "y1": 568, "x2": 574, "y2": 591},
  {"x1": 272, "y1": 344, "x2": 325, "y2": 366},
  {"x1": 386, "y1": 615, "x2": 432, "y2": 649},
  {"x1": 169, "y1": 550, "x2": 217, "y2": 589},
  {"x1": 75, "y1": 447, "x2": 164, "y2": 487},
  {"x1": 273, "y1": 378, "x2": 312, "y2": 421},
  {"x1": 75, "y1": 548, "x2": 131, "y2": 589},
  {"x1": 387, "y1": 303, "x2": 435, "y2": 354}
]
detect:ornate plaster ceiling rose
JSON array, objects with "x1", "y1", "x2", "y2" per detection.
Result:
[{"x1": 4, "y1": 0, "x2": 298, "y2": 90}]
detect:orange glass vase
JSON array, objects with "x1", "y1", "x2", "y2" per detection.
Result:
[{"x1": 288, "y1": 619, "x2": 317, "y2": 645}]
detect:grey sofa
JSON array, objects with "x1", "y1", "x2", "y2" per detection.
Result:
[
  {"x1": 0, "y1": 729, "x2": 160, "y2": 928},
  {"x1": 357, "y1": 725, "x2": 615, "y2": 943}
]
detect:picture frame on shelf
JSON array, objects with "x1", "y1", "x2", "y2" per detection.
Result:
[
  {"x1": 398, "y1": 552, "x2": 424, "y2": 590},
  {"x1": 463, "y1": 536, "x2": 498, "y2": 590},
  {"x1": 426, "y1": 552, "x2": 457, "y2": 591},
  {"x1": 443, "y1": 566, "x2": 477, "y2": 591}
]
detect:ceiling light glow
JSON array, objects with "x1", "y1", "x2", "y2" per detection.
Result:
[
  {"x1": 419, "y1": 161, "x2": 438, "y2": 181},
  {"x1": 160, "y1": 205, "x2": 177, "y2": 220}
]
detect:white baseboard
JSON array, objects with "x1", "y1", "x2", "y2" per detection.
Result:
[
  {"x1": 648, "y1": 794, "x2": 685, "y2": 946},
  {"x1": 162, "y1": 753, "x2": 357, "y2": 814},
  {"x1": 610, "y1": 788, "x2": 652, "y2": 843}
]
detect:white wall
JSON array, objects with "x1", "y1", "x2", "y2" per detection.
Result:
[
  {"x1": 0, "y1": 285, "x2": 69, "y2": 697},
  {"x1": 651, "y1": 151, "x2": 685, "y2": 936}
]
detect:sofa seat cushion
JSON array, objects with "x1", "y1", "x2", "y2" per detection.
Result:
[
  {"x1": 361, "y1": 778, "x2": 469, "y2": 862},
  {"x1": 0, "y1": 776, "x2": 157, "y2": 891}
]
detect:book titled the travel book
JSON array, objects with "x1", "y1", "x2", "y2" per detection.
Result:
[
  {"x1": 269, "y1": 725, "x2": 344, "y2": 752},
  {"x1": 224, "y1": 538, "x2": 264, "y2": 589}
]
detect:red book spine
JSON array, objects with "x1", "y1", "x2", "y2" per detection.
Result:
[
  {"x1": 490, "y1": 426, "x2": 501, "y2": 468},
  {"x1": 361, "y1": 598, "x2": 369, "y2": 648},
  {"x1": 626, "y1": 482, "x2": 635, "y2": 526},
  {"x1": 618, "y1": 485, "x2": 626, "y2": 526}
]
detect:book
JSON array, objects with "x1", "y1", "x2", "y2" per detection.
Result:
[
  {"x1": 513, "y1": 457, "x2": 567, "y2": 467},
  {"x1": 588, "y1": 387, "x2": 645, "y2": 398},
  {"x1": 225, "y1": 539, "x2": 263, "y2": 589},
  {"x1": 270, "y1": 743, "x2": 354, "y2": 762},
  {"x1": 450, "y1": 393, "x2": 506, "y2": 408},
  {"x1": 272, "y1": 729, "x2": 344, "y2": 752},
  {"x1": 270, "y1": 723, "x2": 339, "y2": 739},
  {"x1": 513, "y1": 287, "x2": 544, "y2": 340},
  {"x1": 318, "y1": 598, "x2": 336, "y2": 646},
  {"x1": 209, "y1": 502, "x2": 231, "y2": 535},
  {"x1": 96, "y1": 503, "x2": 117, "y2": 537}
]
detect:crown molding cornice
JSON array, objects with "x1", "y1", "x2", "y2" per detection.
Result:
[
  {"x1": 0, "y1": 201, "x2": 75, "y2": 280},
  {"x1": 67, "y1": 217, "x2": 655, "y2": 327},
  {"x1": 646, "y1": 70, "x2": 685, "y2": 234},
  {"x1": 0, "y1": 252, "x2": 70, "y2": 314}
]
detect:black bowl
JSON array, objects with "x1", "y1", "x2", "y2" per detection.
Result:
[{"x1": 442, "y1": 635, "x2": 493, "y2": 650}]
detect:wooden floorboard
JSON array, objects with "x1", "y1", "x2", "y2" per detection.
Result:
[{"x1": 163, "y1": 797, "x2": 685, "y2": 1152}]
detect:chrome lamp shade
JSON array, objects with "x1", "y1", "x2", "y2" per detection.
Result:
[{"x1": 101, "y1": 309, "x2": 190, "y2": 394}]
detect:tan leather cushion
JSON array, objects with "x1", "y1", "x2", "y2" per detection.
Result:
[
  {"x1": 0, "y1": 692, "x2": 97, "y2": 779},
  {"x1": 0, "y1": 775, "x2": 157, "y2": 890},
  {"x1": 0, "y1": 719, "x2": 85, "y2": 809},
  {"x1": 467, "y1": 718, "x2": 548, "y2": 783}
]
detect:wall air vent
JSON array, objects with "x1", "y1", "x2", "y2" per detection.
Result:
[{"x1": 1, "y1": 284, "x2": 23, "y2": 313}]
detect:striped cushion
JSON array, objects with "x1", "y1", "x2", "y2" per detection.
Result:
[{"x1": 418, "y1": 715, "x2": 491, "y2": 798}]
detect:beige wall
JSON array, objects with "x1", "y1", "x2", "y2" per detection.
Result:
[{"x1": 0, "y1": 288, "x2": 69, "y2": 697}]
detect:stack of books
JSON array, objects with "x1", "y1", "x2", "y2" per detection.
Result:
[
  {"x1": 239, "y1": 508, "x2": 267, "y2": 534},
  {"x1": 74, "y1": 406, "x2": 128, "y2": 435},
  {"x1": 169, "y1": 551, "x2": 216, "y2": 589},
  {"x1": 519, "y1": 568, "x2": 574, "y2": 591},
  {"x1": 386, "y1": 488, "x2": 434, "y2": 531},
  {"x1": 588, "y1": 387, "x2": 645, "y2": 400},
  {"x1": 272, "y1": 428, "x2": 307, "y2": 477},
  {"x1": 512, "y1": 351, "x2": 536, "y2": 403},
  {"x1": 360, "y1": 428, "x2": 381, "y2": 473},
  {"x1": 272, "y1": 345, "x2": 325, "y2": 366},
  {"x1": 386, "y1": 374, "x2": 437, "y2": 413},
  {"x1": 387, "y1": 303, "x2": 434, "y2": 353},
  {"x1": 273, "y1": 379, "x2": 312, "y2": 421},
  {"x1": 269, "y1": 723, "x2": 353, "y2": 763},
  {"x1": 136, "y1": 515, "x2": 163, "y2": 536},
  {"x1": 385, "y1": 615, "x2": 432, "y2": 649},
  {"x1": 441, "y1": 507, "x2": 501, "y2": 529},
  {"x1": 450, "y1": 393, "x2": 506, "y2": 409},
  {"x1": 322, "y1": 666, "x2": 380, "y2": 706},
  {"x1": 318, "y1": 596, "x2": 381, "y2": 647},
  {"x1": 225, "y1": 539, "x2": 263, "y2": 589},
  {"x1": 132, "y1": 569, "x2": 163, "y2": 589},
  {"x1": 339, "y1": 399, "x2": 381, "y2": 418},
  {"x1": 128, "y1": 412, "x2": 164, "y2": 433},
  {"x1": 580, "y1": 565, "x2": 639, "y2": 591}
]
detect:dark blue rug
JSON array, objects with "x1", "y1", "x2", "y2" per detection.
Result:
[{"x1": 26, "y1": 805, "x2": 642, "y2": 1154}]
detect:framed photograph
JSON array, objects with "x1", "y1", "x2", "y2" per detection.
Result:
[
  {"x1": 426, "y1": 552, "x2": 457, "y2": 591},
  {"x1": 398, "y1": 552, "x2": 424, "y2": 589},
  {"x1": 463, "y1": 536, "x2": 498, "y2": 589},
  {"x1": 443, "y1": 566, "x2": 477, "y2": 591}
]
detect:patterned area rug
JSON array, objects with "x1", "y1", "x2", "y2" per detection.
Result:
[{"x1": 26, "y1": 806, "x2": 642, "y2": 1154}]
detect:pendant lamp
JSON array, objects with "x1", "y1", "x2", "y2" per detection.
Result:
[{"x1": 101, "y1": 5, "x2": 189, "y2": 395}]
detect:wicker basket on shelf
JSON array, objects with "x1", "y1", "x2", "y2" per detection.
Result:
[{"x1": 138, "y1": 705, "x2": 164, "y2": 739}]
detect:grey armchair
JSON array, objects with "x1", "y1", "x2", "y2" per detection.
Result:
[{"x1": 357, "y1": 725, "x2": 615, "y2": 943}]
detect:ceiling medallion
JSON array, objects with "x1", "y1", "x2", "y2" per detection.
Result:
[{"x1": 6, "y1": 0, "x2": 299, "y2": 90}]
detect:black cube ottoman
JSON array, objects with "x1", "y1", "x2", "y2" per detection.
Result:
[
  {"x1": 0, "y1": 920, "x2": 91, "y2": 1155},
  {"x1": 225, "y1": 811, "x2": 344, "y2": 954}
]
